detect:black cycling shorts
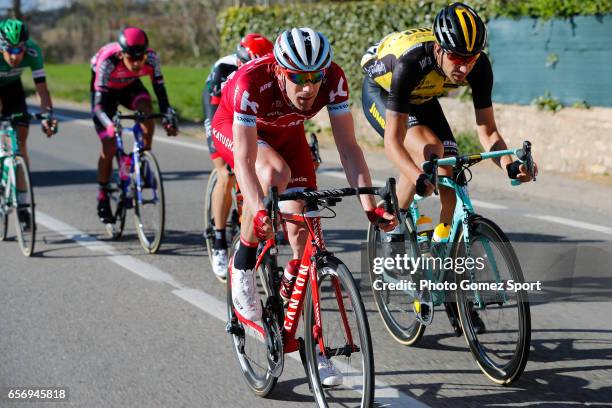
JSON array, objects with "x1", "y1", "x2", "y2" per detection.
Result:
[
  {"x1": 90, "y1": 72, "x2": 151, "y2": 134},
  {"x1": 201, "y1": 85, "x2": 219, "y2": 158},
  {"x1": 361, "y1": 76, "x2": 457, "y2": 156},
  {"x1": 0, "y1": 79, "x2": 29, "y2": 128}
]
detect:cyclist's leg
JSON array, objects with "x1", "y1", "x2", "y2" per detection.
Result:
[
  {"x1": 211, "y1": 157, "x2": 235, "y2": 232},
  {"x1": 361, "y1": 76, "x2": 416, "y2": 209},
  {"x1": 412, "y1": 99, "x2": 457, "y2": 225},
  {"x1": 92, "y1": 85, "x2": 119, "y2": 221},
  {"x1": 125, "y1": 80, "x2": 154, "y2": 150}
]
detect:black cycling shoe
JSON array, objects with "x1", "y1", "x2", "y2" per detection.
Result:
[
  {"x1": 469, "y1": 307, "x2": 486, "y2": 334},
  {"x1": 97, "y1": 198, "x2": 113, "y2": 224},
  {"x1": 445, "y1": 302, "x2": 487, "y2": 336},
  {"x1": 444, "y1": 302, "x2": 463, "y2": 337}
]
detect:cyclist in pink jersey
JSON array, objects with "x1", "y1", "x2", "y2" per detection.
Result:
[
  {"x1": 212, "y1": 27, "x2": 397, "y2": 387},
  {"x1": 90, "y1": 26, "x2": 178, "y2": 223}
]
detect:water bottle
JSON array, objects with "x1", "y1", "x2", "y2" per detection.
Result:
[
  {"x1": 416, "y1": 214, "x2": 433, "y2": 256},
  {"x1": 431, "y1": 222, "x2": 451, "y2": 258},
  {"x1": 119, "y1": 155, "x2": 132, "y2": 181}
]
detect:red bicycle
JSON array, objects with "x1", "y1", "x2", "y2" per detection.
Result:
[{"x1": 225, "y1": 179, "x2": 398, "y2": 407}]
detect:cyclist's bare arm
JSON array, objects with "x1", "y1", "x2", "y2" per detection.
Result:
[
  {"x1": 233, "y1": 122, "x2": 266, "y2": 214},
  {"x1": 475, "y1": 106, "x2": 538, "y2": 181},
  {"x1": 34, "y1": 82, "x2": 53, "y2": 113}
]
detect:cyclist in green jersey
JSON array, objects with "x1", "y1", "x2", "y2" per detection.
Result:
[{"x1": 0, "y1": 19, "x2": 57, "y2": 165}]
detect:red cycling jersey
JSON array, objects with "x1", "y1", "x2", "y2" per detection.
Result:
[{"x1": 211, "y1": 54, "x2": 350, "y2": 189}]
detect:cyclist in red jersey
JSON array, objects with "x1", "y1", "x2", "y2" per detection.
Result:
[
  {"x1": 202, "y1": 33, "x2": 273, "y2": 280},
  {"x1": 90, "y1": 27, "x2": 178, "y2": 223},
  {"x1": 212, "y1": 27, "x2": 397, "y2": 387}
]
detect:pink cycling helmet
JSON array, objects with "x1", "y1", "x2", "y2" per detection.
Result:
[{"x1": 118, "y1": 26, "x2": 148, "y2": 58}]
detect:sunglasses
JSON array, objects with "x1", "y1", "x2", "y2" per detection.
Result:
[
  {"x1": 445, "y1": 52, "x2": 480, "y2": 65},
  {"x1": 283, "y1": 69, "x2": 325, "y2": 85},
  {"x1": 4, "y1": 45, "x2": 24, "y2": 55},
  {"x1": 125, "y1": 53, "x2": 146, "y2": 62}
]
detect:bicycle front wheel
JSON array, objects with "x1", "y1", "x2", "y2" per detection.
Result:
[
  {"x1": 366, "y1": 219, "x2": 425, "y2": 346},
  {"x1": 13, "y1": 155, "x2": 35, "y2": 256},
  {"x1": 225, "y1": 236, "x2": 280, "y2": 397},
  {"x1": 133, "y1": 151, "x2": 165, "y2": 253},
  {"x1": 454, "y1": 216, "x2": 531, "y2": 385},
  {"x1": 304, "y1": 257, "x2": 374, "y2": 407},
  {"x1": 0, "y1": 176, "x2": 8, "y2": 241}
]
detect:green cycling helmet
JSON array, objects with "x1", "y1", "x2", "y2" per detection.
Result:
[{"x1": 0, "y1": 19, "x2": 29, "y2": 47}]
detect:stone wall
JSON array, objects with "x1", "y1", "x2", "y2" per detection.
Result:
[{"x1": 315, "y1": 98, "x2": 612, "y2": 175}]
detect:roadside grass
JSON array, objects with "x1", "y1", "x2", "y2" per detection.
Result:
[{"x1": 23, "y1": 63, "x2": 210, "y2": 122}]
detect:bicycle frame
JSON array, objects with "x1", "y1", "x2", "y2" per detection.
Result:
[
  {"x1": 396, "y1": 148, "x2": 524, "y2": 306},
  {"x1": 114, "y1": 120, "x2": 148, "y2": 205},
  {"x1": 235, "y1": 209, "x2": 354, "y2": 359},
  {"x1": 0, "y1": 125, "x2": 19, "y2": 209}
]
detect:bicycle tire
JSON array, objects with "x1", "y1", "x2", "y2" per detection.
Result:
[
  {"x1": 454, "y1": 216, "x2": 531, "y2": 385},
  {"x1": 304, "y1": 256, "x2": 374, "y2": 407},
  {"x1": 0, "y1": 163, "x2": 9, "y2": 241},
  {"x1": 106, "y1": 155, "x2": 127, "y2": 240},
  {"x1": 133, "y1": 151, "x2": 165, "y2": 253},
  {"x1": 13, "y1": 155, "x2": 35, "y2": 256},
  {"x1": 226, "y1": 235, "x2": 279, "y2": 397},
  {"x1": 366, "y1": 220, "x2": 425, "y2": 346},
  {"x1": 204, "y1": 168, "x2": 238, "y2": 282}
]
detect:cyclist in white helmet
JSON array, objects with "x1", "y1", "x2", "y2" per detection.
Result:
[{"x1": 211, "y1": 27, "x2": 397, "y2": 386}]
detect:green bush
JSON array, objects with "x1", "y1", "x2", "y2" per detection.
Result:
[{"x1": 218, "y1": 0, "x2": 611, "y2": 103}]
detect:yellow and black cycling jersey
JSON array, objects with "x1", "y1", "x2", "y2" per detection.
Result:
[{"x1": 361, "y1": 28, "x2": 493, "y2": 114}]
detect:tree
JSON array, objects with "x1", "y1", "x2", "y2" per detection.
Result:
[{"x1": 13, "y1": 0, "x2": 22, "y2": 19}]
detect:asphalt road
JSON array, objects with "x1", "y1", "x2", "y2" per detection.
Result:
[{"x1": 1, "y1": 106, "x2": 611, "y2": 407}]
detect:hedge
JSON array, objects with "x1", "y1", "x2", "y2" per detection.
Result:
[{"x1": 218, "y1": 0, "x2": 612, "y2": 103}]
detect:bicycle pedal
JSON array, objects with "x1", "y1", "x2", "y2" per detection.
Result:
[{"x1": 413, "y1": 297, "x2": 434, "y2": 326}]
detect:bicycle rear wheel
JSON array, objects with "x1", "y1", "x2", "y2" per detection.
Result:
[
  {"x1": 133, "y1": 151, "x2": 165, "y2": 253},
  {"x1": 225, "y1": 236, "x2": 280, "y2": 397},
  {"x1": 454, "y1": 216, "x2": 531, "y2": 385},
  {"x1": 105, "y1": 155, "x2": 127, "y2": 240},
  {"x1": 13, "y1": 155, "x2": 35, "y2": 256},
  {"x1": 304, "y1": 257, "x2": 374, "y2": 407},
  {"x1": 366, "y1": 219, "x2": 425, "y2": 346}
]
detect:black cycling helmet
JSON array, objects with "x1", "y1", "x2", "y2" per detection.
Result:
[
  {"x1": 118, "y1": 26, "x2": 148, "y2": 58},
  {"x1": 433, "y1": 2, "x2": 487, "y2": 57}
]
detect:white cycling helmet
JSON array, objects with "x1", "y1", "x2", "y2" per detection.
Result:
[{"x1": 273, "y1": 27, "x2": 333, "y2": 72}]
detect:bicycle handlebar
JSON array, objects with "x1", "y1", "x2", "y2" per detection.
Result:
[
  {"x1": 0, "y1": 112, "x2": 50, "y2": 123},
  {"x1": 420, "y1": 140, "x2": 535, "y2": 190},
  {"x1": 113, "y1": 111, "x2": 167, "y2": 124},
  {"x1": 264, "y1": 177, "x2": 398, "y2": 217}
]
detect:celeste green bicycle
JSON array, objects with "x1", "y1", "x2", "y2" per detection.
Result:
[{"x1": 367, "y1": 141, "x2": 535, "y2": 385}]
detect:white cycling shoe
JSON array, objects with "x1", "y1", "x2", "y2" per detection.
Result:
[
  {"x1": 317, "y1": 353, "x2": 343, "y2": 387},
  {"x1": 211, "y1": 249, "x2": 228, "y2": 280},
  {"x1": 231, "y1": 267, "x2": 262, "y2": 321}
]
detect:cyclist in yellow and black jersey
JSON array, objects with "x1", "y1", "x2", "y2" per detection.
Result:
[
  {"x1": 361, "y1": 2, "x2": 537, "y2": 336},
  {"x1": 361, "y1": 27, "x2": 493, "y2": 130},
  {"x1": 361, "y1": 2, "x2": 536, "y2": 210}
]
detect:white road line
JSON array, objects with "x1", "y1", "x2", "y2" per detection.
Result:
[
  {"x1": 525, "y1": 214, "x2": 612, "y2": 235},
  {"x1": 35, "y1": 210, "x2": 429, "y2": 408}
]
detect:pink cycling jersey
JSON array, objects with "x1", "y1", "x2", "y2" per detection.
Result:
[{"x1": 90, "y1": 42, "x2": 164, "y2": 91}]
